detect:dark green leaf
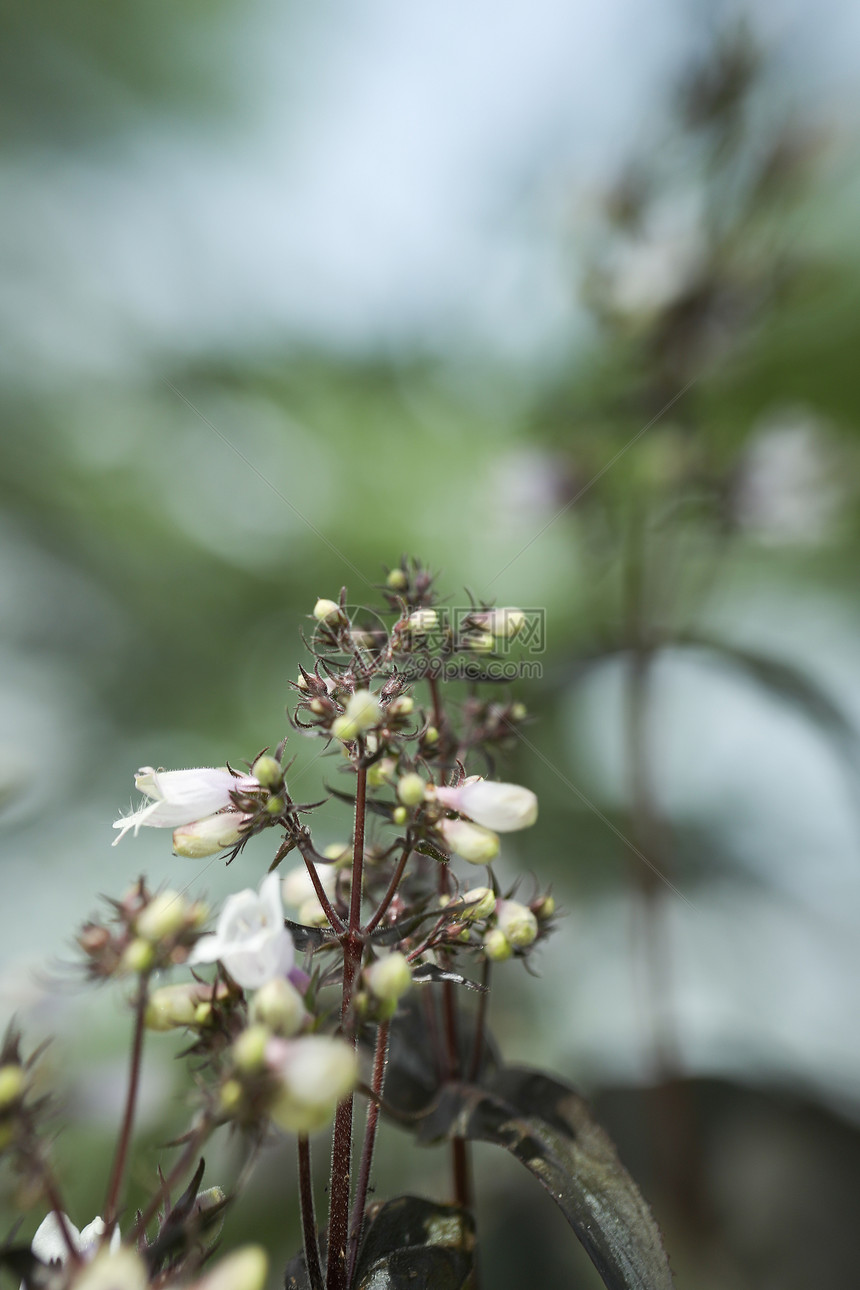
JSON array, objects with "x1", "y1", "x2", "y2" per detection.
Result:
[
  {"x1": 352, "y1": 1196, "x2": 475, "y2": 1290},
  {"x1": 380, "y1": 992, "x2": 499, "y2": 1119},
  {"x1": 415, "y1": 839, "x2": 450, "y2": 864},
  {"x1": 416, "y1": 1068, "x2": 673, "y2": 1290},
  {"x1": 411, "y1": 964, "x2": 486, "y2": 992}
]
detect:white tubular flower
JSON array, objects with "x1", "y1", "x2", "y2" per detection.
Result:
[
  {"x1": 173, "y1": 811, "x2": 249, "y2": 858},
  {"x1": 438, "y1": 818, "x2": 500, "y2": 865},
  {"x1": 112, "y1": 767, "x2": 257, "y2": 845},
  {"x1": 31, "y1": 1214, "x2": 121, "y2": 1266},
  {"x1": 434, "y1": 779, "x2": 537, "y2": 832},
  {"x1": 189, "y1": 873, "x2": 294, "y2": 990},
  {"x1": 267, "y1": 1036, "x2": 358, "y2": 1134}
]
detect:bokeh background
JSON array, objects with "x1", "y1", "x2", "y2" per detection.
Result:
[{"x1": 2, "y1": 2, "x2": 860, "y2": 1287}]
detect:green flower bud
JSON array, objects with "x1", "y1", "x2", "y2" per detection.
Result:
[
  {"x1": 396, "y1": 773, "x2": 426, "y2": 807},
  {"x1": 388, "y1": 695, "x2": 414, "y2": 717},
  {"x1": 483, "y1": 928, "x2": 512, "y2": 961},
  {"x1": 407, "y1": 609, "x2": 439, "y2": 634},
  {"x1": 219, "y1": 1079, "x2": 243, "y2": 1114},
  {"x1": 145, "y1": 984, "x2": 199, "y2": 1031},
  {"x1": 136, "y1": 891, "x2": 187, "y2": 942},
  {"x1": 423, "y1": 726, "x2": 439, "y2": 745},
  {"x1": 392, "y1": 806, "x2": 408, "y2": 826},
  {"x1": 265, "y1": 795, "x2": 284, "y2": 815},
  {"x1": 0, "y1": 1064, "x2": 25, "y2": 1109},
  {"x1": 510, "y1": 702, "x2": 527, "y2": 722},
  {"x1": 323, "y1": 842, "x2": 352, "y2": 867},
  {"x1": 496, "y1": 899, "x2": 538, "y2": 948},
  {"x1": 233, "y1": 1024, "x2": 270, "y2": 1073},
  {"x1": 195, "y1": 1248, "x2": 268, "y2": 1290},
  {"x1": 386, "y1": 568, "x2": 408, "y2": 590},
  {"x1": 467, "y1": 631, "x2": 495, "y2": 653},
  {"x1": 119, "y1": 938, "x2": 155, "y2": 975},
  {"x1": 195, "y1": 1002, "x2": 213, "y2": 1026},
  {"x1": 251, "y1": 978, "x2": 305, "y2": 1037},
  {"x1": 313, "y1": 598, "x2": 342, "y2": 623},
  {"x1": 365, "y1": 952, "x2": 412, "y2": 1002},
  {"x1": 252, "y1": 755, "x2": 282, "y2": 787},
  {"x1": 367, "y1": 757, "x2": 396, "y2": 789},
  {"x1": 534, "y1": 894, "x2": 556, "y2": 919},
  {"x1": 462, "y1": 887, "x2": 496, "y2": 920}
]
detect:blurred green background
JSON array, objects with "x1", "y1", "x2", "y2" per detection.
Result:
[{"x1": 2, "y1": 2, "x2": 860, "y2": 1287}]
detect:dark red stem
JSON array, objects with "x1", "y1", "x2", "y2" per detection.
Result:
[
  {"x1": 104, "y1": 976, "x2": 148, "y2": 1236},
  {"x1": 298, "y1": 1134, "x2": 324, "y2": 1290},
  {"x1": 346, "y1": 1019, "x2": 390, "y2": 1283}
]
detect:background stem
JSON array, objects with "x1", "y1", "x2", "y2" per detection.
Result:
[{"x1": 103, "y1": 975, "x2": 148, "y2": 1236}]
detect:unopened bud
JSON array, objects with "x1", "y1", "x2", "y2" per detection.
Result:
[
  {"x1": 298, "y1": 897, "x2": 329, "y2": 927},
  {"x1": 195, "y1": 1002, "x2": 213, "y2": 1025},
  {"x1": 407, "y1": 609, "x2": 438, "y2": 634},
  {"x1": 119, "y1": 938, "x2": 155, "y2": 975},
  {"x1": 194, "y1": 1186, "x2": 227, "y2": 1216},
  {"x1": 219, "y1": 1079, "x2": 243, "y2": 1114},
  {"x1": 251, "y1": 978, "x2": 305, "y2": 1037},
  {"x1": 510, "y1": 702, "x2": 527, "y2": 722},
  {"x1": 194, "y1": 1248, "x2": 268, "y2": 1290},
  {"x1": 365, "y1": 952, "x2": 412, "y2": 1002},
  {"x1": 367, "y1": 757, "x2": 396, "y2": 789},
  {"x1": 252, "y1": 755, "x2": 282, "y2": 788},
  {"x1": 533, "y1": 894, "x2": 556, "y2": 920},
  {"x1": 174, "y1": 812, "x2": 247, "y2": 859},
  {"x1": 282, "y1": 863, "x2": 336, "y2": 907},
  {"x1": 136, "y1": 891, "x2": 188, "y2": 942},
  {"x1": 0, "y1": 1065, "x2": 25, "y2": 1108},
  {"x1": 467, "y1": 632, "x2": 495, "y2": 654},
  {"x1": 388, "y1": 695, "x2": 414, "y2": 717},
  {"x1": 323, "y1": 842, "x2": 352, "y2": 867},
  {"x1": 386, "y1": 568, "x2": 408, "y2": 590},
  {"x1": 392, "y1": 805, "x2": 408, "y2": 826},
  {"x1": 145, "y1": 984, "x2": 199, "y2": 1031},
  {"x1": 472, "y1": 607, "x2": 526, "y2": 638},
  {"x1": 423, "y1": 726, "x2": 439, "y2": 746},
  {"x1": 438, "y1": 818, "x2": 500, "y2": 865},
  {"x1": 344, "y1": 690, "x2": 382, "y2": 732},
  {"x1": 495, "y1": 900, "x2": 538, "y2": 948},
  {"x1": 462, "y1": 887, "x2": 496, "y2": 920},
  {"x1": 233, "y1": 1025, "x2": 270, "y2": 1073},
  {"x1": 483, "y1": 928, "x2": 512, "y2": 961},
  {"x1": 313, "y1": 598, "x2": 343, "y2": 623},
  {"x1": 396, "y1": 773, "x2": 426, "y2": 807},
  {"x1": 265, "y1": 795, "x2": 284, "y2": 815}
]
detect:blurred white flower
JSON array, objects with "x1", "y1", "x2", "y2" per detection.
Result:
[
  {"x1": 189, "y1": 873, "x2": 294, "y2": 989},
  {"x1": 266, "y1": 1035, "x2": 358, "y2": 1134},
  {"x1": 435, "y1": 779, "x2": 537, "y2": 831},
  {"x1": 735, "y1": 407, "x2": 844, "y2": 546},
  {"x1": 31, "y1": 1213, "x2": 120, "y2": 1266},
  {"x1": 112, "y1": 766, "x2": 257, "y2": 844}
]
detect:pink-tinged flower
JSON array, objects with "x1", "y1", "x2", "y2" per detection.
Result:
[
  {"x1": 435, "y1": 779, "x2": 537, "y2": 832},
  {"x1": 438, "y1": 818, "x2": 500, "y2": 865},
  {"x1": 31, "y1": 1213, "x2": 120, "y2": 1265},
  {"x1": 189, "y1": 873, "x2": 294, "y2": 990},
  {"x1": 112, "y1": 767, "x2": 257, "y2": 845}
]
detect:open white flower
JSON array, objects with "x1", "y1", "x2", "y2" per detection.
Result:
[
  {"x1": 189, "y1": 873, "x2": 294, "y2": 990},
  {"x1": 31, "y1": 1213, "x2": 120, "y2": 1266},
  {"x1": 112, "y1": 766, "x2": 258, "y2": 845},
  {"x1": 434, "y1": 779, "x2": 537, "y2": 832}
]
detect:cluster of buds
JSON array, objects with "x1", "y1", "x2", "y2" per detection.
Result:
[{"x1": 78, "y1": 881, "x2": 209, "y2": 980}]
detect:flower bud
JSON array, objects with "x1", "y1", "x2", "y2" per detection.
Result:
[
  {"x1": 194, "y1": 1247, "x2": 268, "y2": 1290},
  {"x1": 219, "y1": 1079, "x2": 243, "y2": 1114},
  {"x1": 252, "y1": 755, "x2": 282, "y2": 788},
  {"x1": 322, "y1": 842, "x2": 352, "y2": 867},
  {"x1": 406, "y1": 609, "x2": 438, "y2": 634},
  {"x1": 251, "y1": 978, "x2": 305, "y2": 1037},
  {"x1": 282, "y1": 863, "x2": 336, "y2": 908},
  {"x1": 510, "y1": 702, "x2": 527, "y2": 722},
  {"x1": 438, "y1": 818, "x2": 499, "y2": 865},
  {"x1": 396, "y1": 773, "x2": 426, "y2": 807},
  {"x1": 367, "y1": 757, "x2": 396, "y2": 789},
  {"x1": 265, "y1": 795, "x2": 284, "y2": 816},
  {"x1": 471, "y1": 607, "x2": 526, "y2": 638},
  {"x1": 233, "y1": 1025, "x2": 270, "y2": 1073},
  {"x1": 0, "y1": 1064, "x2": 25, "y2": 1108},
  {"x1": 461, "y1": 887, "x2": 496, "y2": 920},
  {"x1": 268, "y1": 1036, "x2": 358, "y2": 1133},
  {"x1": 136, "y1": 891, "x2": 188, "y2": 942},
  {"x1": 173, "y1": 811, "x2": 247, "y2": 858},
  {"x1": 483, "y1": 928, "x2": 512, "y2": 961},
  {"x1": 423, "y1": 726, "x2": 439, "y2": 745},
  {"x1": 388, "y1": 695, "x2": 414, "y2": 717},
  {"x1": 145, "y1": 984, "x2": 201, "y2": 1031},
  {"x1": 495, "y1": 899, "x2": 538, "y2": 948},
  {"x1": 332, "y1": 689, "x2": 382, "y2": 741},
  {"x1": 392, "y1": 805, "x2": 408, "y2": 826},
  {"x1": 386, "y1": 568, "x2": 408, "y2": 590},
  {"x1": 73, "y1": 1248, "x2": 148, "y2": 1290},
  {"x1": 365, "y1": 952, "x2": 412, "y2": 1002},
  {"x1": 119, "y1": 938, "x2": 155, "y2": 975},
  {"x1": 533, "y1": 894, "x2": 556, "y2": 920},
  {"x1": 467, "y1": 632, "x2": 495, "y2": 653},
  {"x1": 313, "y1": 598, "x2": 343, "y2": 623},
  {"x1": 435, "y1": 779, "x2": 537, "y2": 832},
  {"x1": 298, "y1": 897, "x2": 330, "y2": 927},
  {"x1": 195, "y1": 1186, "x2": 227, "y2": 1216}
]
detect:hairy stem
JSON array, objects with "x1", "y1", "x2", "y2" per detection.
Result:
[
  {"x1": 103, "y1": 976, "x2": 149, "y2": 1236},
  {"x1": 298, "y1": 1135, "x2": 324, "y2": 1290},
  {"x1": 326, "y1": 763, "x2": 367, "y2": 1290},
  {"x1": 346, "y1": 1019, "x2": 390, "y2": 1284}
]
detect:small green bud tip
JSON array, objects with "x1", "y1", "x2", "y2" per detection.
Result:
[
  {"x1": 392, "y1": 806, "x2": 408, "y2": 826},
  {"x1": 535, "y1": 895, "x2": 555, "y2": 919},
  {"x1": 265, "y1": 795, "x2": 284, "y2": 816},
  {"x1": 389, "y1": 695, "x2": 414, "y2": 716},
  {"x1": 386, "y1": 568, "x2": 408, "y2": 590},
  {"x1": 366, "y1": 951, "x2": 412, "y2": 1002},
  {"x1": 233, "y1": 1024, "x2": 270, "y2": 1073},
  {"x1": 120, "y1": 938, "x2": 156, "y2": 975},
  {"x1": 0, "y1": 1065, "x2": 26, "y2": 1108},
  {"x1": 483, "y1": 928, "x2": 513, "y2": 961},
  {"x1": 313, "y1": 598, "x2": 342, "y2": 623},
  {"x1": 145, "y1": 986, "x2": 197, "y2": 1031},
  {"x1": 323, "y1": 842, "x2": 352, "y2": 866},
  {"x1": 468, "y1": 631, "x2": 495, "y2": 653},
  {"x1": 219, "y1": 1079, "x2": 243, "y2": 1114},
  {"x1": 331, "y1": 716, "x2": 355, "y2": 741},
  {"x1": 510, "y1": 702, "x2": 527, "y2": 722},
  {"x1": 423, "y1": 726, "x2": 439, "y2": 745},
  {"x1": 252, "y1": 755, "x2": 282, "y2": 788},
  {"x1": 396, "y1": 773, "x2": 426, "y2": 807},
  {"x1": 251, "y1": 978, "x2": 305, "y2": 1037},
  {"x1": 462, "y1": 887, "x2": 496, "y2": 920},
  {"x1": 195, "y1": 1186, "x2": 227, "y2": 1214},
  {"x1": 136, "y1": 892, "x2": 187, "y2": 942},
  {"x1": 195, "y1": 1002, "x2": 213, "y2": 1025}
]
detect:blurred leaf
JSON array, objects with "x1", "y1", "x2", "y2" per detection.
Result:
[
  {"x1": 415, "y1": 1068, "x2": 673, "y2": 1290},
  {"x1": 380, "y1": 992, "x2": 499, "y2": 1120}
]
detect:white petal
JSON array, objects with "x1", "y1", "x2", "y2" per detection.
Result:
[
  {"x1": 436, "y1": 781, "x2": 537, "y2": 832},
  {"x1": 32, "y1": 1213, "x2": 82, "y2": 1264},
  {"x1": 78, "y1": 1218, "x2": 107, "y2": 1259},
  {"x1": 258, "y1": 872, "x2": 285, "y2": 925},
  {"x1": 223, "y1": 929, "x2": 294, "y2": 989},
  {"x1": 188, "y1": 932, "x2": 224, "y2": 966}
]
